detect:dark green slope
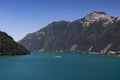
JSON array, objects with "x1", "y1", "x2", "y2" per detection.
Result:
[{"x1": 0, "y1": 31, "x2": 30, "y2": 55}]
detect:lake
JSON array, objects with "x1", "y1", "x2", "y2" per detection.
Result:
[{"x1": 0, "y1": 52, "x2": 120, "y2": 80}]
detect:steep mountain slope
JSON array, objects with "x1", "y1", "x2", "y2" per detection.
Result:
[
  {"x1": 0, "y1": 31, "x2": 30, "y2": 55},
  {"x1": 19, "y1": 11, "x2": 120, "y2": 55}
]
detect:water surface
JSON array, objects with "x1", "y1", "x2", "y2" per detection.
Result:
[{"x1": 0, "y1": 52, "x2": 120, "y2": 80}]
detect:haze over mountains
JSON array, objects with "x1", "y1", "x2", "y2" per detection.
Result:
[{"x1": 19, "y1": 11, "x2": 120, "y2": 55}]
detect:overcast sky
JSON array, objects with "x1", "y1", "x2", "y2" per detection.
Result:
[{"x1": 0, "y1": 0, "x2": 120, "y2": 41}]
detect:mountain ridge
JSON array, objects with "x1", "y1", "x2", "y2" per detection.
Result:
[{"x1": 19, "y1": 11, "x2": 120, "y2": 55}]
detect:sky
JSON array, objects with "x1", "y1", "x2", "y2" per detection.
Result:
[{"x1": 0, "y1": 0, "x2": 120, "y2": 41}]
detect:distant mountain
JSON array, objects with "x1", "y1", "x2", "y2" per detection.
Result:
[
  {"x1": 0, "y1": 31, "x2": 30, "y2": 55},
  {"x1": 19, "y1": 11, "x2": 120, "y2": 55}
]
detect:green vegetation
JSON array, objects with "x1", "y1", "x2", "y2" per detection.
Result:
[{"x1": 0, "y1": 31, "x2": 30, "y2": 55}]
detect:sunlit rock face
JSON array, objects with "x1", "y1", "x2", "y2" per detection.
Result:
[
  {"x1": 76, "y1": 11, "x2": 114, "y2": 27},
  {"x1": 84, "y1": 11, "x2": 113, "y2": 22},
  {"x1": 115, "y1": 17, "x2": 120, "y2": 21}
]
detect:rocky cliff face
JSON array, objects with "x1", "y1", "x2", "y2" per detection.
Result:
[
  {"x1": 19, "y1": 11, "x2": 120, "y2": 54},
  {"x1": 0, "y1": 31, "x2": 30, "y2": 55}
]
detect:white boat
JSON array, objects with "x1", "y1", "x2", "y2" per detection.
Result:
[{"x1": 54, "y1": 55, "x2": 61, "y2": 58}]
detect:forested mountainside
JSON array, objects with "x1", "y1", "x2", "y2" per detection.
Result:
[{"x1": 0, "y1": 31, "x2": 30, "y2": 55}]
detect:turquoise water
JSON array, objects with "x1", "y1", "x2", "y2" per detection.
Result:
[{"x1": 0, "y1": 52, "x2": 120, "y2": 80}]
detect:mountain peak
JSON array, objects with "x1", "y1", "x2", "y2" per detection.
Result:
[
  {"x1": 90, "y1": 11, "x2": 108, "y2": 15},
  {"x1": 74, "y1": 11, "x2": 115, "y2": 27},
  {"x1": 84, "y1": 11, "x2": 113, "y2": 22},
  {"x1": 19, "y1": 11, "x2": 120, "y2": 55}
]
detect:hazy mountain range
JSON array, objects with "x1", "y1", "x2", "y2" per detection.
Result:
[{"x1": 19, "y1": 11, "x2": 120, "y2": 55}]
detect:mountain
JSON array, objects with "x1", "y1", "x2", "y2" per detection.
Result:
[
  {"x1": 0, "y1": 31, "x2": 30, "y2": 55},
  {"x1": 19, "y1": 11, "x2": 120, "y2": 55}
]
